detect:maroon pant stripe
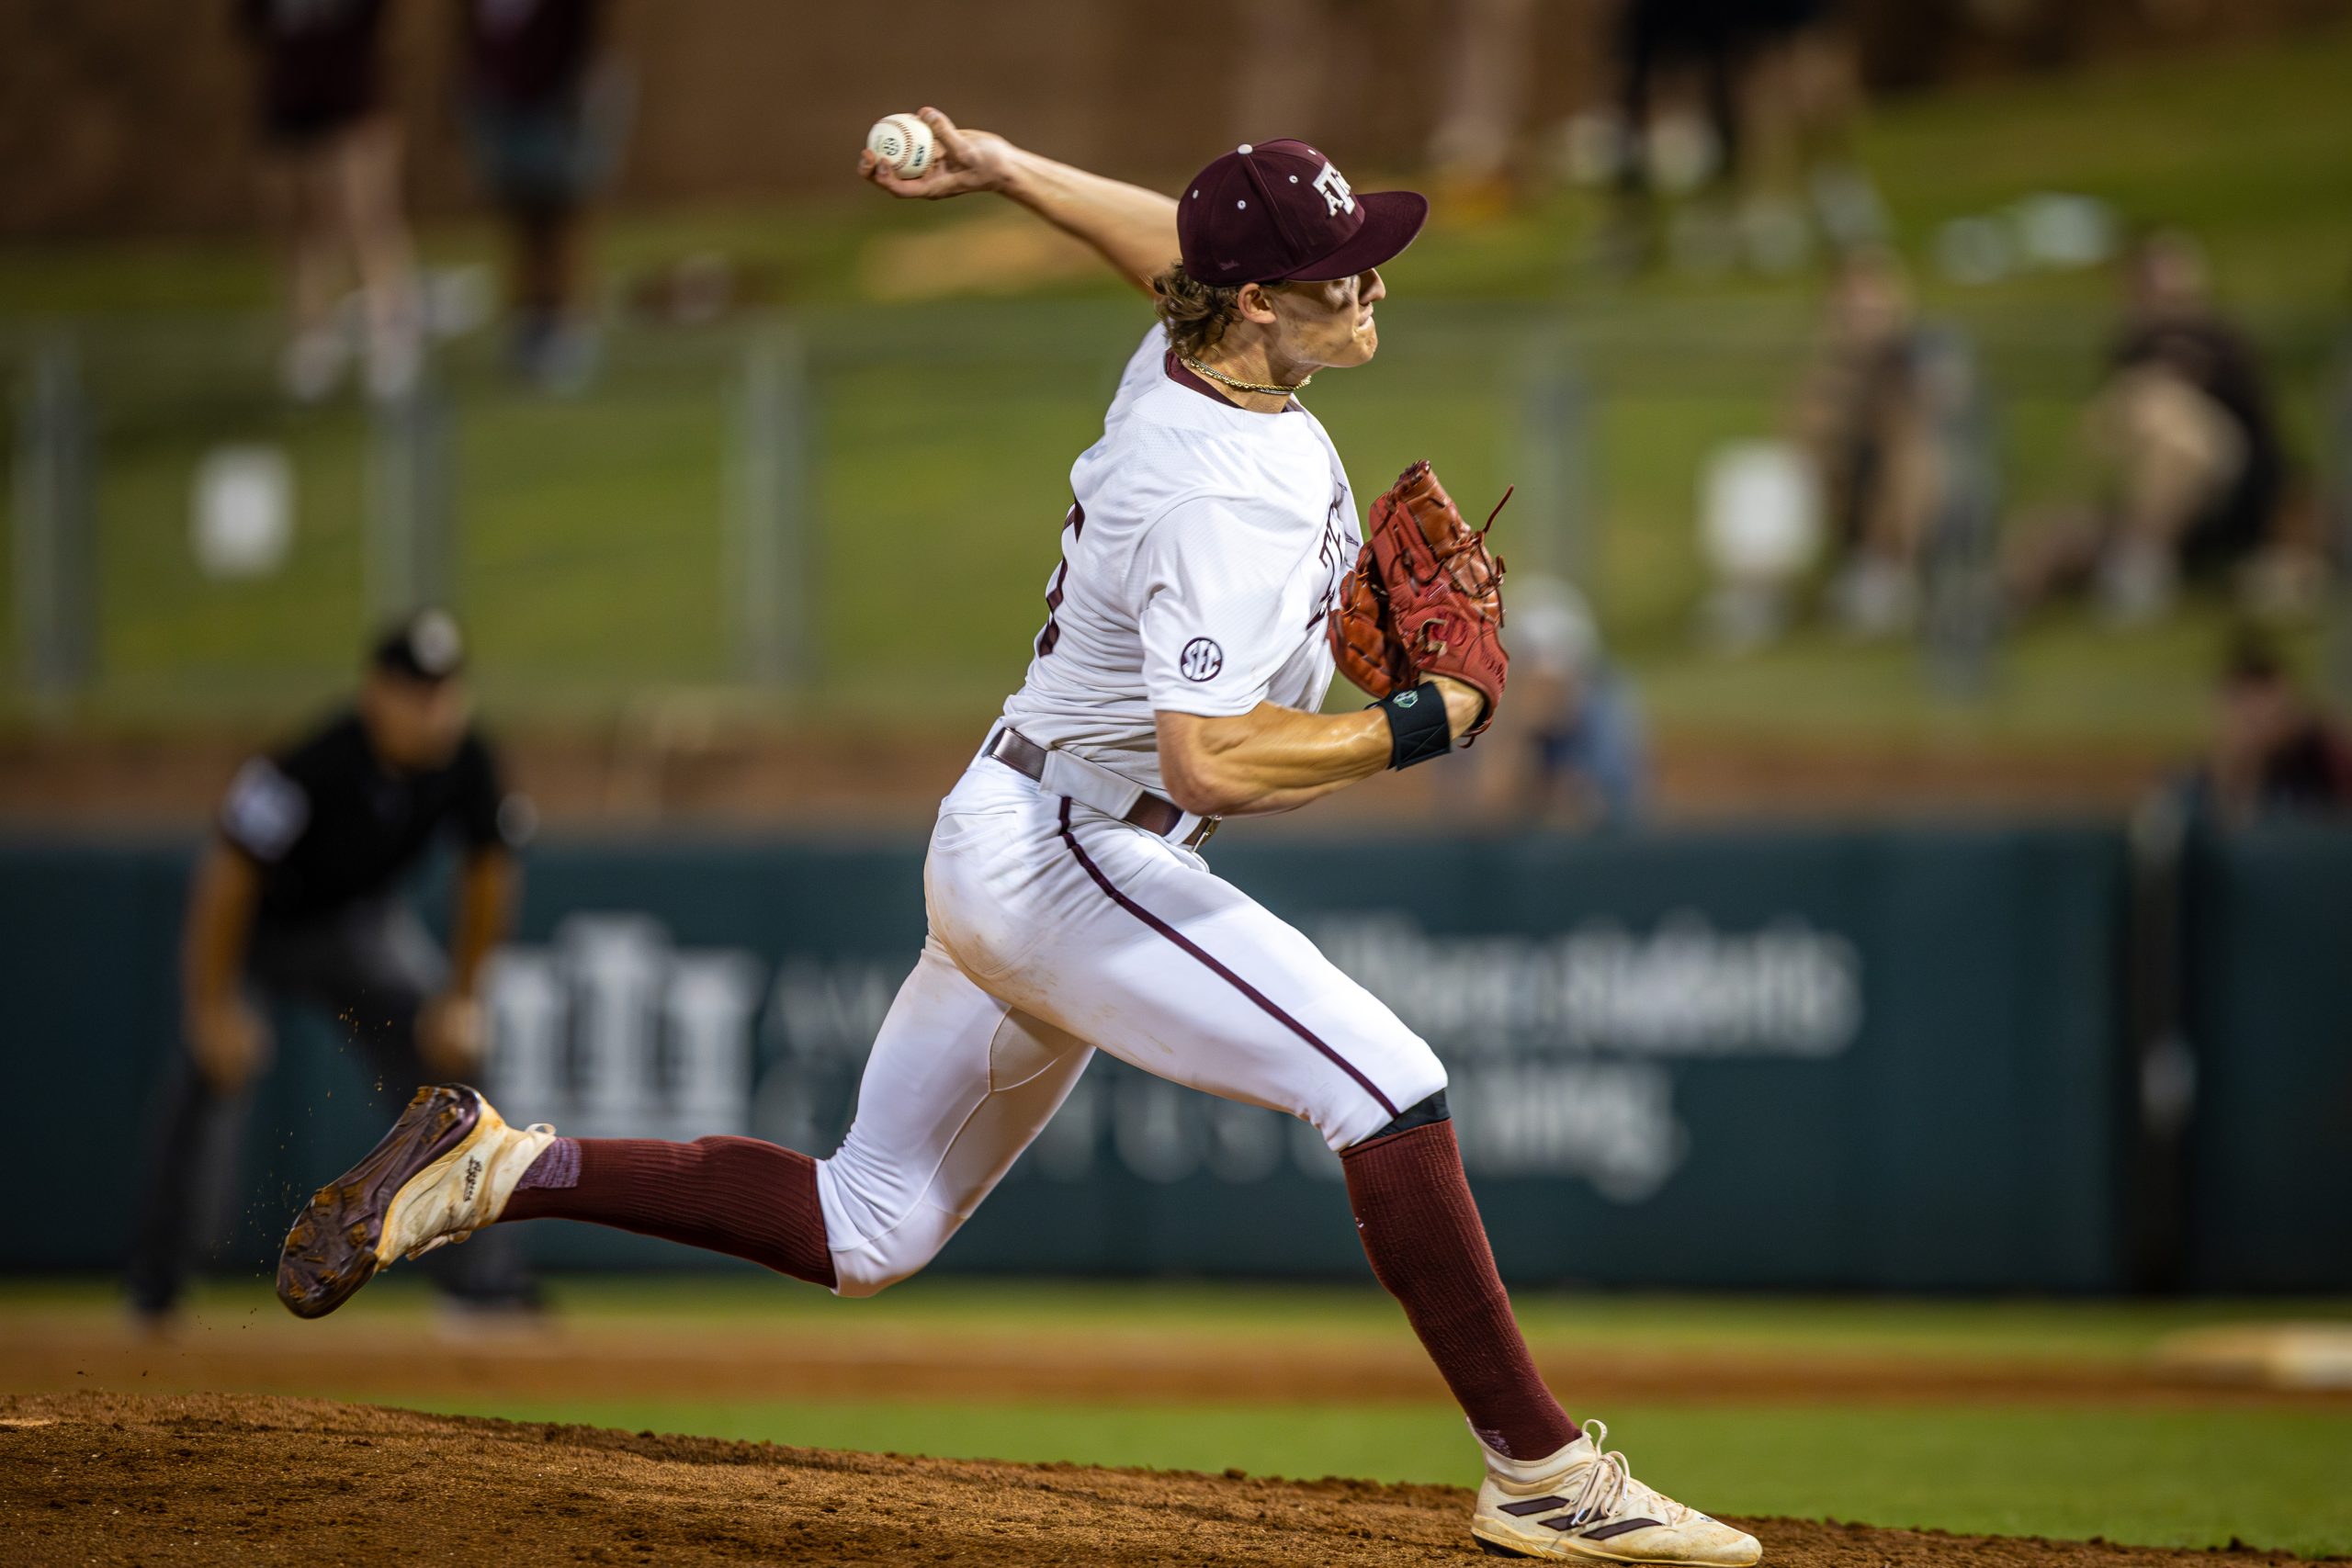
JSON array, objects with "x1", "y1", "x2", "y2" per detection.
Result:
[{"x1": 1055, "y1": 797, "x2": 1400, "y2": 1121}]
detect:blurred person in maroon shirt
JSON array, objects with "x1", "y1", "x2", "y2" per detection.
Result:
[
  {"x1": 458, "y1": 0, "x2": 630, "y2": 391},
  {"x1": 240, "y1": 0, "x2": 421, "y2": 403},
  {"x1": 2183, "y1": 631, "x2": 2352, "y2": 828}
]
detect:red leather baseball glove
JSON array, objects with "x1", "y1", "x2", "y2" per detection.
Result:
[{"x1": 1327, "y1": 459, "x2": 1510, "y2": 739}]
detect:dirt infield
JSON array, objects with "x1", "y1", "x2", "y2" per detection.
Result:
[{"x1": 0, "y1": 1391, "x2": 2322, "y2": 1568}]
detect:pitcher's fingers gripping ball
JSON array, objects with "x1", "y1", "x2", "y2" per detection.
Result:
[
  {"x1": 856, "y1": 107, "x2": 1012, "y2": 202},
  {"x1": 1329, "y1": 459, "x2": 1511, "y2": 743},
  {"x1": 865, "y1": 111, "x2": 933, "y2": 177}
]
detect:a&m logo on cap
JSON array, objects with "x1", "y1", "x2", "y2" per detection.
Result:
[{"x1": 1313, "y1": 161, "x2": 1355, "y2": 217}]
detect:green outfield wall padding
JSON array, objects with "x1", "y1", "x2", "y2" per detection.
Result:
[
  {"x1": 2180, "y1": 826, "x2": 2352, "y2": 1292},
  {"x1": 1, "y1": 823, "x2": 2336, "y2": 1291}
]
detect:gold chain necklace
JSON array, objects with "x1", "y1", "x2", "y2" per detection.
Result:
[{"x1": 1182, "y1": 355, "x2": 1310, "y2": 397}]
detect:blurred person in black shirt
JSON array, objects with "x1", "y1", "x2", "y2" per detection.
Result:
[
  {"x1": 458, "y1": 0, "x2": 630, "y2": 391},
  {"x1": 1603, "y1": 0, "x2": 1742, "y2": 271},
  {"x1": 2012, "y1": 231, "x2": 2305, "y2": 625},
  {"x1": 1600, "y1": 0, "x2": 1879, "y2": 275},
  {"x1": 1736, "y1": 0, "x2": 1882, "y2": 258},
  {"x1": 239, "y1": 0, "x2": 422, "y2": 402},
  {"x1": 127, "y1": 613, "x2": 534, "y2": 1325},
  {"x1": 2103, "y1": 231, "x2": 2290, "y2": 608},
  {"x1": 2182, "y1": 631, "x2": 2352, "y2": 828}
]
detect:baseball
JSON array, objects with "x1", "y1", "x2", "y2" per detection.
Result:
[{"x1": 866, "y1": 112, "x2": 934, "y2": 177}]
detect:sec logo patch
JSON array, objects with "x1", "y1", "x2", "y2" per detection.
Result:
[{"x1": 1180, "y1": 637, "x2": 1225, "y2": 682}]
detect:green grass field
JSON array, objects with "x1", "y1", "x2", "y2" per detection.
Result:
[
  {"x1": 34, "y1": 1269, "x2": 2352, "y2": 1356},
  {"x1": 2, "y1": 28, "x2": 2348, "y2": 742},
  {"x1": 8, "y1": 1275, "x2": 2350, "y2": 1555}
]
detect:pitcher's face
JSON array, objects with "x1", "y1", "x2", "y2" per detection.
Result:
[{"x1": 1269, "y1": 267, "x2": 1387, "y2": 371}]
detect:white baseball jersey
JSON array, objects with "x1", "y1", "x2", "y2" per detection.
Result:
[
  {"x1": 811, "y1": 321, "x2": 1443, "y2": 1299},
  {"x1": 996, "y1": 323, "x2": 1359, "y2": 795}
]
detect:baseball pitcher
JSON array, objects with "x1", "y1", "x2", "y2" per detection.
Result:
[{"x1": 276, "y1": 111, "x2": 1758, "y2": 1565}]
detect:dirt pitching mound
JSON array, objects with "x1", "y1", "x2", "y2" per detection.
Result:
[{"x1": 0, "y1": 1391, "x2": 2319, "y2": 1567}]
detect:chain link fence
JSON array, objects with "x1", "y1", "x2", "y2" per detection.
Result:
[{"x1": 5, "y1": 298, "x2": 2344, "y2": 728}]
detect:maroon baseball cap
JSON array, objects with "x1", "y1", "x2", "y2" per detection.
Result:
[{"x1": 1177, "y1": 140, "x2": 1428, "y2": 287}]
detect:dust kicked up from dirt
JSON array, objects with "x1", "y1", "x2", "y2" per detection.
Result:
[{"x1": 0, "y1": 1391, "x2": 2324, "y2": 1567}]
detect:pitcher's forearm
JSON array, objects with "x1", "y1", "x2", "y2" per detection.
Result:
[
  {"x1": 1188, "y1": 709, "x2": 1394, "y2": 817},
  {"x1": 1158, "y1": 681, "x2": 1481, "y2": 817},
  {"x1": 998, "y1": 148, "x2": 1180, "y2": 293}
]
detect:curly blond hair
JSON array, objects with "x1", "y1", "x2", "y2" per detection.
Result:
[{"x1": 1150, "y1": 265, "x2": 1290, "y2": 360}]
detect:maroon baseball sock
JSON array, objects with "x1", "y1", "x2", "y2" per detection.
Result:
[
  {"x1": 503, "y1": 1136, "x2": 836, "y2": 1290},
  {"x1": 1341, "y1": 1118, "x2": 1577, "y2": 1461}
]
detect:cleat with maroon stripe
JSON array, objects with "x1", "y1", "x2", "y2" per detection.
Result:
[{"x1": 1471, "y1": 1420, "x2": 1760, "y2": 1564}]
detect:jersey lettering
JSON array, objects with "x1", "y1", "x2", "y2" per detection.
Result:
[
  {"x1": 1305, "y1": 485, "x2": 1351, "y2": 628},
  {"x1": 1035, "y1": 501, "x2": 1084, "y2": 658}
]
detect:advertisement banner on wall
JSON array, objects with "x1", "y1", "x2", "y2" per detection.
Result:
[
  {"x1": 469, "y1": 829, "x2": 2128, "y2": 1289},
  {"x1": 1, "y1": 827, "x2": 2176, "y2": 1288}
]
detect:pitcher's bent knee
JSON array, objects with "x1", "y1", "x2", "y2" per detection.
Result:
[
  {"x1": 824, "y1": 1213, "x2": 962, "y2": 1298},
  {"x1": 1313, "y1": 1042, "x2": 1448, "y2": 1154},
  {"x1": 815, "y1": 1157, "x2": 966, "y2": 1299}
]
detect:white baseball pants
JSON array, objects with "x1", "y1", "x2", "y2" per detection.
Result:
[{"x1": 814, "y1": 754, "x2": 1448, "y2": 1296}]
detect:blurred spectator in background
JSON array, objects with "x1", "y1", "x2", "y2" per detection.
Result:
[
  {"x1": 2010, "y1": 230, "x2": 2310, "y2": 625},
  {"x1": 1589, "y1": 0, "x2": 1880, "y2": 275},
  {"x1": 2179, "y1": 630, "x2": 2352, "y2": 827},
  {"x1": 1231, "y1": 0, "x2": 1364, "y2": 178},
  {"x1": 127, "y1": 613, "x2": 536, "y2": 1328},
  {"x1": 1599, "y1": 0, "x2": 1741, "y2": 272},
  {"x1": 458, "y1": 0, "x2": 631, "y2": 392},
  {"x1": 240, "y1": 0, "x2": 420, "y2": 403},
  {"x1": 1733, "y1": 0, "x2": 1883, "y2": 268},
  {"x1": 1476, "y1": 577, "x2": 1649, "y2": 828},
  {"x1": 1425, "y1": 0, "x2": 1541, "y2": 216},
  {"x1": 1795, "y1": 246, "x2": 1939, "y2": 637}
]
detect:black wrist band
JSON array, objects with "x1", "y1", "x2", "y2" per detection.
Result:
[{"x1": 1378, "y1": 682, "x2": 1453, "y2": 770}]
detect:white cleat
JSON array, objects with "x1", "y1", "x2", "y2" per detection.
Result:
[
  {"x1": 1472, "y1": 1419, "x2": 1761, "y2": 1564},
  {"x1": 277, "y1": 1084, "x2": 556, "y2": 1319}
]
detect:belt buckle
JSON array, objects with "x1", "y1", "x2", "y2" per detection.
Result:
[{"x1": 1185, "y1": 818, "x2": 1220, "y2": 850}]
